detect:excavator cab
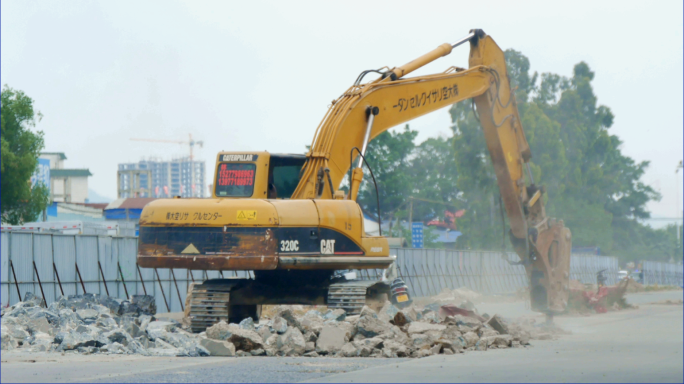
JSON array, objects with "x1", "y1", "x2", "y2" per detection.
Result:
[
  {"x1": 267, "y1": 154, "x2": 307, "y2": 200},
  {"x1": 212, "y1": 152, "x2": 306, "y2": 200}
]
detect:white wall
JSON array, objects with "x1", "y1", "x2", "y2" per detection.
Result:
[
  {"x1": 71, "y1": 177, "x2": 89, "y2": 203},
  {"x1": 51, "y1": 176, "x2": 89, "y2": 203},
  {"x1": 40, "y1": 154, "x2": 64, "y2": 169}
]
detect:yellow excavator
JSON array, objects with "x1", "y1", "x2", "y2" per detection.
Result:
[{"x1": 137, "y1": 29, "x2": 572, "y2": 331}]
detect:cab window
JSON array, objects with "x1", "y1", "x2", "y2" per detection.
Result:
[{"x1": 268, "y1": 155, "x2": 306, "y2": 199}]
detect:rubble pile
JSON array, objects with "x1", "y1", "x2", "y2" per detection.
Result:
[
  {"x1": 1, "y1": 292, "x2": 209, "y2": 356},
  {"x1": 1, "y1": 291, "x2": 561, "y2": 358},
  {"x1": 200, "y1": 300, "x2": 557, "y2": 358}
]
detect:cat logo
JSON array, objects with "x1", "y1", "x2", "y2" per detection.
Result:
[{"x1": 320, "y1": 239, "x2": 336, "y2": 255}]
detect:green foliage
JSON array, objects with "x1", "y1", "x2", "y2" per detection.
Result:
[
  {"x1": 356, "y1": 126, "x2": 460, "y2": 249},
  {"x1": 1, "y1": 86, "x2": 49, "y2": 224},
  {"x1": 409, "y1": 137, "x2": 460, "y2": 221},
  {"x1": 449, "y1": 49, "x2": 668, "y2": 260},
  {"x1": 343, "y1": 49, "x2": 672, "y2": 260},
  {"x1": 357, "y1": 125, "x2": 416, "y2": 218}
]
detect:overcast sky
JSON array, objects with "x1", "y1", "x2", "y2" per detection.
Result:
[{"x1": 2, "y1": 0, "x2": 682, "y2": 225}]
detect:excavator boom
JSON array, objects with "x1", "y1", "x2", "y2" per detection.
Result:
[{"x1": 293, "y1": 29, "x2": 571, "y2": 313}]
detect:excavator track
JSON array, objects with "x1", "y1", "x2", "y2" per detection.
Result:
[
  {"x1": 327, "y1": 280, "x2": 390, "y2": 315},
  {"x1": 187, "y1": 278, "x2": 394, "y2": 332},
  {"x1": 189, "y1": 284, "x2": 232, "y2": 333}
]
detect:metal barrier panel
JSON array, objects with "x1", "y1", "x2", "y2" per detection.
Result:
[
  {"x1": 52, "y1": 235, "x2": 78, "y2": 298},
  {"x1": 154, "y1": 267, "x2": 171, "y2": 312},
  {"x1": 170, "y1": 268, "x2": 187, "y2": 313},
  {"x1": 1, "y1": 232, "x2": 9, "y2": 306},
  {"x1": 97, "y1": 236, "x2": 117, "y2": 297},
  {"x1": 117, "y1": 237, "x2": 138, "y2": 299},
  {"x1": 642, "y1": 260, "x2": 684, "y2": 287},
  {"x1": 9, "y1": 233, "x2": 33, "y2": 304},
  {"x1": 138, "y1": 264, "x2": 155, "y2": 298},
  {"x1": 33, "y1": 234, "x2": 56, "y2": 303},
  {"x1": 75, "y1": 235, "x2": 100, "y2": 296}
]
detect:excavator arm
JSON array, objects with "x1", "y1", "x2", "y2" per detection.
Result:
[{"x1": 293, "y1": 30, "x2": 572, "y2": 314}]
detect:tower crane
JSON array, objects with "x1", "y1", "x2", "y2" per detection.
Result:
[
  {"x1": 130, "y1": 133, "x2": 204, "y2": 160},
  {"x1": 130, "y1": 133, "x2": 204, "y2": 197}
]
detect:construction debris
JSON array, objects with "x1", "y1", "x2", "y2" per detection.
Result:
[
  {"x1": 1, "y1": 290, "x2": 566, "y2": 358},
  {"x1": 1, "y1": 293, "x2": 208, "y2": 356},
  {"x1": 567, "y1": 279, "x2": 633, "y2": 314}
]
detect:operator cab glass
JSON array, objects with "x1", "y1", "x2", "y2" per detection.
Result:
[
  {"x1": 268, "y1": 154, "x2": 306, "y2": 199},
  {"x1": 215, "y1": 162, "x2": 256, "y2": 197}
]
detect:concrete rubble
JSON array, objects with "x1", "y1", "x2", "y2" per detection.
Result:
[{"x1": 1, "y1": 287, "x2": 564, "y2": 358}]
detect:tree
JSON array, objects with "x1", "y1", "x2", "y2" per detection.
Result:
[
  {"x1": 449, "y1": 49, "x2": 665, "y2": 260},
  {"x1": 448, "y1": 90, "x2": 503, "y2": 249},
  {"x1": 409, "y1": 136, "x2": 461, "y2": 221},
  {"x1": 1, "y1": 86, "x2": 49, "y2": 224},
  {"x1": 356, "y1": 125, "x2": 417, "y2": 220}
]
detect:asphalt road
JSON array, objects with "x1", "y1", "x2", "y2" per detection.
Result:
[
  {"x1": 311, "y1": 290, "x2": 684, "y2": 383},
  {"x1": 1, "y1": 290, "x2": 681, "y2": 383}
]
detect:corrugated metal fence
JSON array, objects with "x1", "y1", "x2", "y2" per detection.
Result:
[
  {"x1": 1, "y1": 231, "x2": 250, "y2": 313},
  {"x1": 355, "y1": 249, "x2": 682, "y2": 298},
  {"x1": 2, "y1": 232, "x2": 682, "y2": 310},
  {"x1": 642, "y1": 260, "x2": 684, "y2": 286}
]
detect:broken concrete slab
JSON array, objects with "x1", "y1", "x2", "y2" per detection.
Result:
[
  {"x1": 276, "y1": 308, "x2": 303, "y2": 332},
  {"x1": 271, "y1": 316, "x2": 288, "y2": 334},
  {"x1": 303, "y1": 331, "x2": 317, "y2": 343},
  {"x1": 257, "y1": 325, "x2": 273, "y2": 342},
  {"x1": 359, "y1": 306, "x2": 378, "y2": 319},
  {"x1": 131, "y1": 295, "x2": 157, "y2": 316},
  {"x1": 485, "y1": 314, "x2": 509, "y2": 335},
  {"x1": 355, "y1": 315, "x2": 391, "y2": 338},
  {"x1": 280, "y1": 327, "x2": 306, "y2": 355},
  {"x1": 305, "y1": 341, "x2": 315, "y2": 352},
  {"x1": 316, "y1": 325, "x2": 346, "y2": 354},
  {"x1": 323, "y1": 309, "x2": 346, "y2": 322},
  {"x1": 480, "y1": 329, "x2": 499, "y2": 338},
  {"x1": 353, "y1": 337, "x2": 384, "y2": 350},
  {"x1": 75, "y1": 309, "x2": 98, "y2": 323},
  {"x1": 339, "y1": 342, "x2": 358, "y2": 357},
  {"x1": 200, "y1": 338, "x2": 236, "y2": 356},
  {"x1": 407, "y1": 322, "x2": 446, "y2": 335},
  {"x1": 27, "y1": 317, "x2": 53, "y2": 335},
  {"x1": 239, "y1": 317, "x2": 255, "y2": 331},
  {"x1": 58, "y1": 332, "x2": 106, "y2": 351},
  {"x1": 481, "y1": 334, "x2": 512, "y2": 348},
  {"x1": 462, "y1": 331, "x2": 479, "y2": 348}
]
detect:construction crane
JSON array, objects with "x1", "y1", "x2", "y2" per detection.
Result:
[
  {"x1": 130, "y1": 133, "x2": 205, "y2": 198},
  {"x1": 130, "y1": 133, "x2": 204, "y2": 160}
]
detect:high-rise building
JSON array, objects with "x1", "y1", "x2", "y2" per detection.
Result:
[{"x1": 118, "y1": 157, "x2": 206, "y2": 198}]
